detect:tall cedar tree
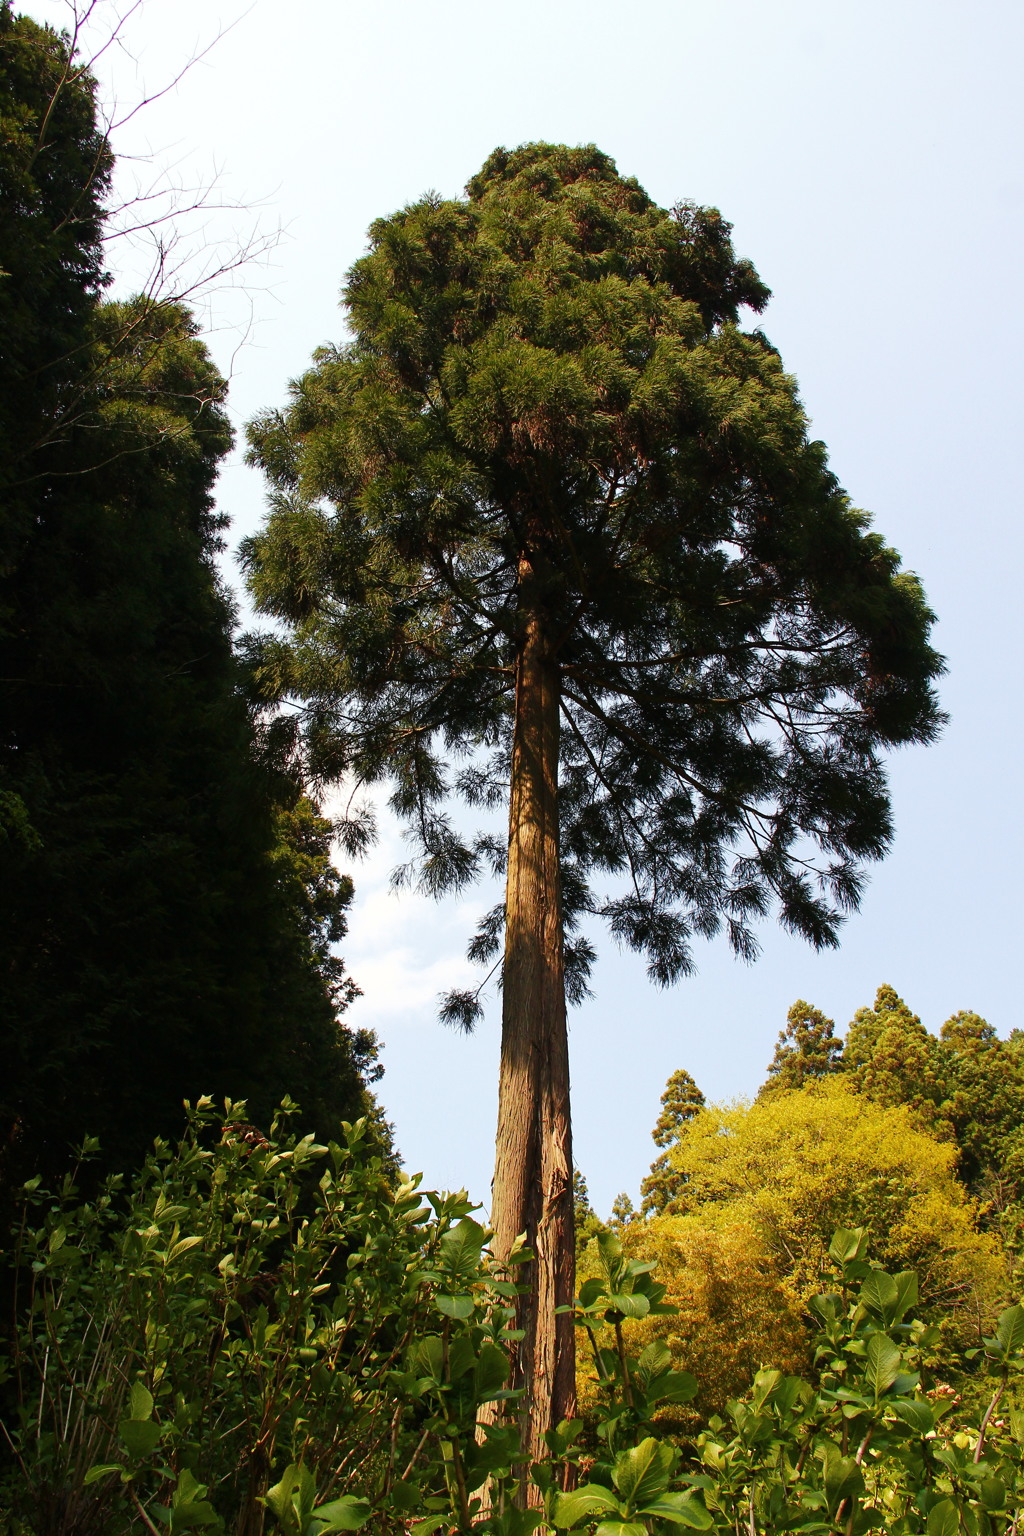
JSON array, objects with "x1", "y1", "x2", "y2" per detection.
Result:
[
  {"x1": 0, "y1": 7, "x2": 371, "y2": 1182},
  {"x1": 938, "y1": 1012, "x2": 1024, "y2": 1206},
  {"x1": 762, "y1": 999, "x2": 843, "y2": 1094},
  {"x1": 843, "y1": 984, "x2": 948, "y2": 1128},
  {"x1": 243, "y1": 143, "x2": 944, "y2": 1454},
  {"x1": 641, "y1": 1068, "x2": 707, "y2": 1215}
]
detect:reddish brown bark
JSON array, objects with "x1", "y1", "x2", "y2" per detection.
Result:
[{"x1": 489, "y1": 560, "x2": 576, "y2": 1477}]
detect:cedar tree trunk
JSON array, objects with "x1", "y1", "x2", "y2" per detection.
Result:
[{"x1": 489, "y1": 559, "x2": 577, "y2": 1472}]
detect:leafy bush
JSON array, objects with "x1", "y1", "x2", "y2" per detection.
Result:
[
  {"x1": 571, "y1": 1224, "x2": 1024, "y2": 1534},
  {"x1": 5, "y1": 1103, "x2": 1024, "y2": 1536},
  {"x1": 0, "y1": 1099, "x2": 526, "y2": 1535}
]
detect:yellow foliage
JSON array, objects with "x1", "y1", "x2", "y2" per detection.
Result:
[
  {"x1": 661, "y1": 1078, "x2": 1009, "y2": 1334},
  {"x1": 576, "y1": 1218, "x2": 808, "y2": 1428}
]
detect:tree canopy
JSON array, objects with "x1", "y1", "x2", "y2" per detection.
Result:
[
  {"x1": 244, "y1": 141, "x2": 944, "y2": 997},
  {"x1": 761, "y1": 986, "x2": 1024, "y2": 1232},
  {"x1": 652, "y1": 1077, "x2": 1007, "y2": 1333}
]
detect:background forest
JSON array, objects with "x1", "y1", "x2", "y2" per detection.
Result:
[{"x1": 3, "y1": 1, "x2": 1024, "y2": 1534}]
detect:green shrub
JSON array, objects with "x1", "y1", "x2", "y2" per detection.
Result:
[
  {"x1": 0, "y1": 1098, "x2": 524, "y2": 1535},
  {"x1": 6, "y1": 1103, "x2": 1024, "y2": 1536}
]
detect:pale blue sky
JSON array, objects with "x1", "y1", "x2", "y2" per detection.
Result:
[{"x1": 34, "y1": 0, "x2": 1024, "y2": 1214}]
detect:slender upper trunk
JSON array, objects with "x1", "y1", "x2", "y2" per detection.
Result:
[{"x1": 490, "y1": 557, "x2": 576, "y2": 1476}]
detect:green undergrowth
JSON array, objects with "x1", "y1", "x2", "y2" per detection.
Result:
[{"x1": 2, "y1": 1104, "x2": 1024, "y2": 1536}]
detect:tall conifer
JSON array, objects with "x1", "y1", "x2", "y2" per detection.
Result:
[
  {"x1": 0, "y1": 7, "x2": 373, "y2": 1181},
  {"x1": 641, "y1": 1068, "x2": 707, "y2": 1215},
  {"x1": 244, "y1": 143, "x2": 944, "y2": 1453},
  {"x1": 762, "y1": 1000, "x2": 843, "y2": 1094}
]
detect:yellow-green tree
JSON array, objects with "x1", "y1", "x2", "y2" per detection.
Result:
[
  {"x1": 578, "y1": 1217, "x2": 808, "y2": 1428},
  {"x1": 656, "y1": 1078, "x2": 1008, "y2": 1334}
]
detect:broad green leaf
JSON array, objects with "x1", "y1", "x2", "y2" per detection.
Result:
[
  {"x1": 578, "y1": 1277, "x2": 606, "y2": 1310},
  {"x1": 994, "y1": 1304, "x2": 1024, "y2": 1359},
  {"x1": 891, "y1": 1371, "x2": 921, "y2": 1397},
  {"x1": 118, "y1": 1419, "x2": 161, "y2": 1459},
  {"x1": 771, "y1": 1376, "x2": 811, "y2": 1416},
  {"x1": 821, "y1": 1445, "x2": 863, "y2": 1511},
  {"x1": 129, "y1": 1381, "x2": 154, "y2": 1421},
  {"x1": 597, "y1": 1230, "x2": 623, "y2": 1265},
  {"x1": 890, "y1": 1398, "x2": 934, "y2": 1433},
  {"x1": 893, "y1": 1270, "x2": 919, "y2": 1320},
  {"x1": 860, "y1": 1270, "x2": 899, "y2": 1321},
  {"x1": 652, "y1": 1371, "x2": 698, "y2": 1405},
  {"x1": 266, "y1": 1463, "x2": 316, "y2": 1532},
  {"x1": 607, "y1": 1292, "x2": 650, "y2": 1320},
  {"x1": 751, "y1": 1368, "x2": 782, "y2": 1410},
  {"x1": 926, "y1": 1498, "x2": 961, "y2": 1536},
  {"x1": 309, "y1": 1496, "x2": 373, "y2": 1533},
  {"x1": 612, "y1": 1438, "x2": 675, "y2": 1507},
  {"x1": 172, "y1": 1469, "x2": 209, "y2": 1507},
  {"x1": 447, "y1": 1334, "x2": 476, "y2": 1381},
  {"x1": 387, "y1": 1481, "x2": 423, "y2": 1514},
  {"x1": 84, "y1": 1464, "x2": 124, "y2": 1486},
  {"x1": 167, "y1": 1467, "x2": 220, "y2": 1531},
  {"x1": 435, "y1": 1292, "x2": 474, "y2": 1320},
  {"x1": 829, "y1": 1228, "x2": 868, "y2": 1264},
  {"x1": 637, "y1": 1340, "x2": 672, "y2": 1380},
  {"x1": 474, "y1": 1340, "x2": 510, "y2": 1401},
  {"x1": 167, "y1": 1235, "x2": 204, "y2": 1264},
  {"x1": 808, "y1": 1292, "x2": 843, "y2": 1326},
  {"x1": 491, "y1": 1509, "x2": 544, "y2": 1536},
  {"x1": 864, "y1": 1333, "x2": 901, "y2": 1399},
  {"x1": 411, "y1": 1335, "x2": 444, "y2": 1382},
  {"x1": 408, "y1": 1519, "x2": 445, "y2": 1536},
  {"x1": 978, "y1": 1478, "x2": 1006, "y2": 1512},
  {"x1": 551, "y1": 1485, "x2": 621, "y2": 1527},
  {"x1": 545, "y1": 1419, "x2": 584, "y2": 1456},
  {"x1": 385, "y1": 1369, "x2": 425, "y2": 1399},
  {"x1": 167, "y1": 1505, "x2": 220, "y2": 1532},
  {"x1": 594, "y1": 1522, "x2": 647, "y2": 1536},
  {"x1": 638, "y1": 1494, "x2": 714, "y2": 1529},
  {"x1": 438, "y1": 1218, "x2": 485, "y2": 1279}
]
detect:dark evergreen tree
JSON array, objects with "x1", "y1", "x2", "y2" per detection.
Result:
[
  {"x1": 0, "y1": 8, "x2": 373, "y2": 1184},
  {"x1": 838, "y1": 991, "x2": 1024, "y2": 1242},
  {"x1": 610, "y1": 1190, "x2": 638, "y2": 1230},
  {"x1": 1, "y1": 0, "x2": 111, "y2": 851},
  {"x1": 0, "y1": 3, "x2": 110, "y2": 492},
  {"x1": 572, "y1": 1166, "x2": 602, "y2": 1258},
  {"x1": 843, "y1": 985, "x2": 947, "y2": 1128},
  {"x1": 243, "y1": 142, "x2": 944, "y2": 1453},
  {"x1": 762, "y1": 1000, "x2": 843, "y2": 1095},
  {"x1": 641, "y1": 1067, "x2": 706, "y2": 1214},
  {"x1": 938, "y1": 1011, "x2": 1024, "y2": 1211}
]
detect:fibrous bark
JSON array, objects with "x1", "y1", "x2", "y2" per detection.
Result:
[{"x1": 489, "y1": 559, "x2": 576, "y2": 1472}]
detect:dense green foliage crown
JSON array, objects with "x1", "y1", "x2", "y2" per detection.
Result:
[{"x1": 245, "y1": 142, "x2": 944, "y2": 1002}]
